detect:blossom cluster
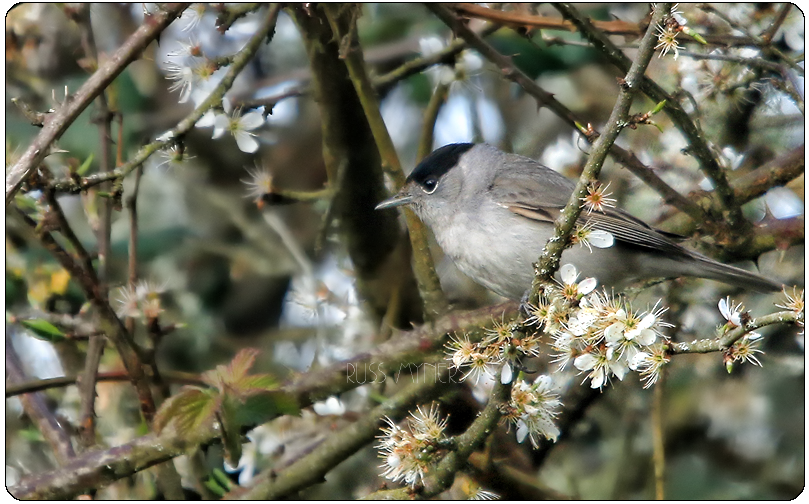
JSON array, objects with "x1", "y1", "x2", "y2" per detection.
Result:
[
  {"x1": 159, "y1": 9, "x2": 265, "y2": 154},
  {"x1": 114, "y1": 280, "x2": 167, "y2": 321},
  {"x1": 524, "y1": 264, "x2": 673, "y2": 389},
  {"x1": 502, "y1": 375, "x2": 562, "y2": 448},
  {"x1": 376, "y1": 404, "x2": 449, "y2": 487}
]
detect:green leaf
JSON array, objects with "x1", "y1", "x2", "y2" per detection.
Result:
[
  {"x1": 683, "y1": 27, "x2": 708, "y2": 45},
  {"x1": 13, "y1": 193, "x2": 40, "y2": 212},
  {"x1": 650, "y1": 100, "x2": 668, "y2": 115},
  {"x1": 234, "y1": 373, "x2": 280, "y2": 397},
  {"x1": 211, "y1": 468, "x2": 234, "y2": 491},
  {"x1": 76, "y1": 153, "x2": 94, "y2": 175},
  {"x1": 20, "y1": 319, "x2": 66, "y2": 342},
  {"x1": 153, "y1": 386, "x2": 220, "y2": 433},
  {"x1": 235, "y1": 391, "x2": 300, "y2": 426},
  {"x1": 219, "y1": 395, "x2": 244, "y2": 468},
  {"x1": 204, "y1": 478, "x2": 228, "y2": 497},
  {"x1": 202, "y1": 348, "x2": 264, "y2": 393},
  {"x1": 19, "y1": 427, "x2": 45, "y2": 442}
]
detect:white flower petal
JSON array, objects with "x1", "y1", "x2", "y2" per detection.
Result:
[
  {"x1": 604, "y1": 322, "x2": 624, "y2": 343},
  {"x1": 591, "y1": 368, "x2": 606, "y2": 389},
  {"x1": 578, "y1": 277, "x2": 597, "y2": 295},
  {"x1": 239, "y1": 111, "x2": 265, "y2": 130},
  {"x1": 222, "y1": 97, "x2": 233, "y2": 114},
  {"x1": 718, "y1": 297, "x2": 730, "y2": 319},
  {"x1": 629, "y1": 351, "x2": 650, "y2": 371},
  {"x1": 638, "y1": 312, "x2": 656, "y2": 330},
  {"x1": 534, "y1": 374, "x2": 553, "y2": 390},
  {"x1": 196, "y1": 110, "x2": 217, "y2": 128},
  {"x1": 610, "y1": 361, "x2": 628, "y2": 381},
  {"x1": 588, "y1": 230, "x2": 614, "y2": 248},
  {"x1": 234, "y1": 131, "x2": 260, "y2": 153},
  {"x1": 635, "y1": 328, "x2": 656, "y2": 346},
  {"x1": 574, "y1": 353, "x2": 597, "y2": 371},
  {"x1": 516, "y1": 419, "x2": 528, "y2": 444},
  {"x1": 212, "y1": 115, "x2": 230, "y2": 138},
  {"x1": 156, "y1": 130, "x2": 175, "y2": 142},
  {"x1": 560, "y1": 264, "x2": 578, "y2": 285},
  {"x1": 501, "y1": 362, "x2": 513, "y2": 384}
]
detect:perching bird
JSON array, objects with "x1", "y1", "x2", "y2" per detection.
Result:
[{"x1": 376, "y1": 143, "x2": 781, "y2": 300}]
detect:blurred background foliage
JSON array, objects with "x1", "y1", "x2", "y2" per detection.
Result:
[{"x1": 5, "y1": 3, "x2": 804, "y2": 499}]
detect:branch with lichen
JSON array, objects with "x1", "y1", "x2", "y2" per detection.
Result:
[
  {"x1": 322, "y1": 4, "x2": 448, "y2": 319},
  {"x1": 7, "y1": 300, "x2": 515, "y2": 499},
  {"x1": 227, "y1": 367, "x2": 450, "y2": 499},
  {"x1": 362, "y1": 376, "x2": 512, "y2": 500},
  {"x1": 529, "y1": 3, "x2": 669, "y2": 298},
  {"x1": 5, "y1": 3, "x2": 188, "y2": 206},
  {"x1": 668, "y1": 310, "x2": 800, "y2": 355}
]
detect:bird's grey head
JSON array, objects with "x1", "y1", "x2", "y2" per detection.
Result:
[{"x1": 375, "y1": 143, "x2": 481, "y2": 221}]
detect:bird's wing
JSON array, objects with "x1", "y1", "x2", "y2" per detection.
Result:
[{"x1": 489, "y1": 164, "x2": 689, "y2": 256}]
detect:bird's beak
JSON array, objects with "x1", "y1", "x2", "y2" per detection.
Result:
[{"x1": 375, "y1": 190, "x2": 413, "y2": 210}]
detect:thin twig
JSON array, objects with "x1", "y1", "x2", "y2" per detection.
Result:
[
  {"x1": 451, "y1": 3, "x2": 757, "y2": 46},
  {"x1": 417, "y1": 82, "x2": 450, "y2": 162},
  {"x1": 5, "y1": 3, "x2": 188, "y2": 205},
  {"x1": 6, "y1": 370, "x2": 206, "y2": 398},
  {"x1": 651, "y1": 366, "x2": 666, "y2": 500},
  {"x1": 6, "y1": 337, "x2": 76, "y2": 464},
  {"x1": 668, "y1": 310, "x2": 799, "y2": 354},
  {"x1": 47, "y1": 4, "x2": 282, "y2": 195},
  {"x1": 74, "y1": 5, "x2": 116, "y2": 449}
]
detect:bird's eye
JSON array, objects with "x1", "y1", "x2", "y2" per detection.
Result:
[{"x1": 422, "y1": 177, "x2": 438, "y2": 194}]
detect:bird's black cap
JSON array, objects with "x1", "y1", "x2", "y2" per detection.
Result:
[{"x1": 407, "y1": 143, "x2": 474, "y2": 188}]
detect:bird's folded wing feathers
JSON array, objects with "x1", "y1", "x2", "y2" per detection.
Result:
[{"x1": 490, "y1": 167, "x2": 690, "y2": 257}]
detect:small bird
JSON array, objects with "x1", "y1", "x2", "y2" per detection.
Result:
[{"x1": 376, "y1": 143, "x2": 781, "y2": 300}]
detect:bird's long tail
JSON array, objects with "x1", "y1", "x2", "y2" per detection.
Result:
[{"x1": 684, "y1": 253, "x2": 783, "y2": 292}]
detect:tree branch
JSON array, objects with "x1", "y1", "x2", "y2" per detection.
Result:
[
  {"x1": 668, "y1": 310, "x2": 799, "y2": 354},
  {"x1": 323, "y1": 4, "x2": 449, "y2": 319},
  {"x1": 5, "y1": 3, "x2": 188, "y2": 206},
  {"x1": 531, "y1": 3, "x2": 669, "y2": 296},
  {"x1": 6, "y1": 337, "x2": 76, "y2": 464},
  {"x1": 554, "y1": 3, "x2": 746, "y2": 232}
]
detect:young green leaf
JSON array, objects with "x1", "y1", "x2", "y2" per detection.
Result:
[
  {"x1": 19, "y1": 319, "x2": 67, "y2": 342},
  {"x1": 154, "y1": 386, "x2": 220, "y2": 433}
]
